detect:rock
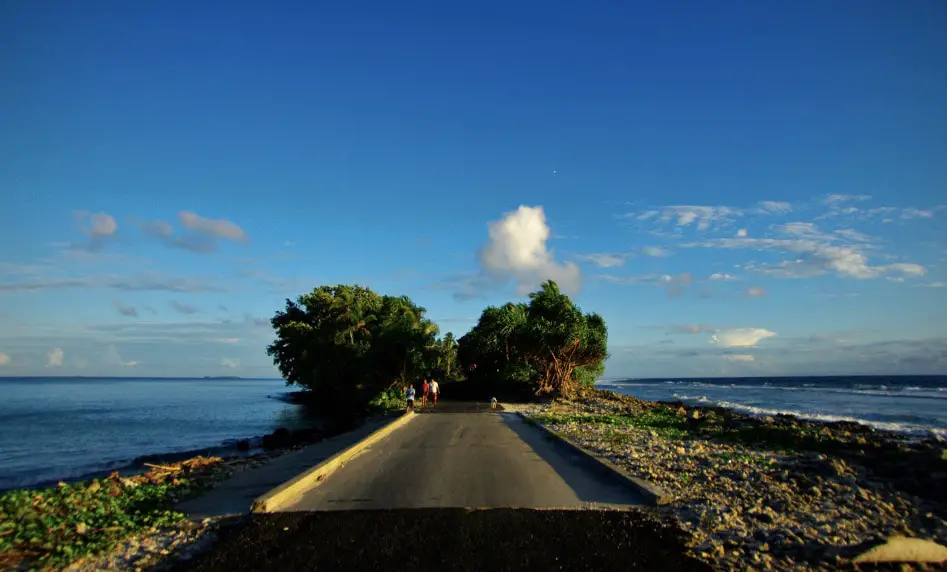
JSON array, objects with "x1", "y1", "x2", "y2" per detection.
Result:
[
  {"x1": 853, "y1": 537, "x2": 947, "y2": 564},
  {"x1": 236, "y1": 439, "x2": 250, "y2": 452}
]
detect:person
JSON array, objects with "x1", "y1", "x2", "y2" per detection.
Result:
[
  {"x1": 405, "y1": 384, "x2": 416, "y2": 411},
  {"x1": 429, "y1": 378, "x2": 440, "y2": 408},
  {"x1": 422, "y1": 378, "x2": 429, "y2": 407}
]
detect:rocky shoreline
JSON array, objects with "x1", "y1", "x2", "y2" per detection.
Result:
[{"x1": 517, "y1": 388, "x2": 947, "y2": 570}]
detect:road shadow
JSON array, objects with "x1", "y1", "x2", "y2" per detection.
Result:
[
  {"x1": 501, "y1": 413, "x2": 647, "y2": 507},
  {"x1": 174, "y1": 509, "x2": 710, "y2": 572},
  {"x1": 414, "y1": 400, "x2": 504, "y2": 414}
]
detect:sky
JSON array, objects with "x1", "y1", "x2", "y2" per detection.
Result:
[{"x1": 1, "y1": 1, "x2": 946, "y2": 379}]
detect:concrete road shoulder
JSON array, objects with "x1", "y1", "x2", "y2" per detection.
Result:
[
  {"x1": 251, "y1": 411, "x2": 417, "y2": 513},
  {"x1": 517, "y1": 412, "x2": 670, "y2": 506}
]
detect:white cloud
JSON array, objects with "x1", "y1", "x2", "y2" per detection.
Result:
[
  {"x1": 86, "y1": 213, "x2": 117, "y2": 237},
  {"x1": 710, "y1": 328, "x2": 776, "y2": 348},
  {"x1": 46, "y1": 348, "x2": 64, "y2": 367},
  {"x1": 709, "y1": 273, "x2": 737, "y2": 281},
  {"x1": 736, "y1": 228, "x2": 748, "y2": 237},
  {"x1": 919, "y1": 281, "x2": 946, "y2": 288},
  {"x1": 900, "y1": 208, "x2": 934, "y2": 220},
  {"x1": 834, "y1": 229, "x2": 874, "y2": 243},
  {"x1": 221, "y1": 357, "x2": 240, "y2": 368},
  {"x1": 170, "y1": 300, "x2": 200, "y2": 315},
  {"x1": 746, "y1": 287, "x2": 766, "y2": 297},
  {"x1": 684, "y1": 238, "x2": 926, "y2": 280},
  {"x1": 104, "y1": 344, "x2": 138, "y2": 367},
  {"x1": 0, "y1": 352, "x2": 9, "y2": 365},
  {"x1": 179, "y1": 211, "x2": 247, "y2": 241},
  {"x1": 114, "y1": 300, "x2": 138, "y2": 317},
  {"x1": 725, "y1": 354, "x2": 755, "y2": 362},
  {"x1": 756, "y1": 201, "x2": 792, "y2": 214},
  {"x1": 575, "y1": 253, "x2": 628, "y2": 268},
  {"x1": 479, "y1": 205, "x2": 581, "y2": 295},
  {"x1": 215, "y1": 338, "x2": 241, "y2": 344},
  {"x1": 636, "y1": 205, "x2": 740, "y2": 231},
  {"x1": 822, "y1": 194, "x2": 872, "y2": 206},
  {"x1": 641, "y1": 246, "x2": 672, "y2": 257}
]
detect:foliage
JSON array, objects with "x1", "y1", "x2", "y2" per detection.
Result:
[
  {"x1": 267, "y1": 284, "x2": 458, "y2": 416},
  {"x1": 457, "y1": 281, "x2": 608, "y2": 397},
  {"x1": 0, "y1": 474, "x2": 189, "y2": 570}
]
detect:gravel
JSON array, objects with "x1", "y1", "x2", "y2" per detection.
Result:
[{"x1": 525, "y1": 391, "x2": 947, "y2": 570}]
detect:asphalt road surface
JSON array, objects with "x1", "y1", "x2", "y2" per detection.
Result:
[
  {"x1": 178, "y1": 509, "x2": 710, "y2": 572},
  {"x1": 280, "y1": 409, "x2": 645, "y2": 510}
]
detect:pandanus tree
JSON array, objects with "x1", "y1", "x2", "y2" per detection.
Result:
[
  {"x1": 266, "y1": 284, "x2": 444, "y2": 415},
  {"x1": 457, "y1": 280, "x2": 608, "y2": 398}
]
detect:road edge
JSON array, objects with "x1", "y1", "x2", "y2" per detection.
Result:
[
  {"x1": 517, "y1": 412, "x2": 670, "y2": 506},
  {"x1": 251, "y1": 411, "x2": 418, "y2": 513}
]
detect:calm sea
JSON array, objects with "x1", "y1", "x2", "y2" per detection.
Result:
[
  {"x1": 598, "y1": 375, "x2": 947, "y2": 438},
  {"x1": 0, "y1": 377, "x2": 306, "y2": 491}
]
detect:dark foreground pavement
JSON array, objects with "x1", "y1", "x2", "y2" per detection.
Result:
[{"x1": 177, "y1": 509, "x2": 710, "y2": 572}]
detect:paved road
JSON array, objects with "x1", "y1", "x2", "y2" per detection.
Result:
[{"x1": 280, "y1": 409, "x2": 645, "y2": 510}]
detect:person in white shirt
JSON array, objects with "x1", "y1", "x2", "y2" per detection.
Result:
[{"x1": 429, "y1": 379, "x2": 440, "y2": 408}]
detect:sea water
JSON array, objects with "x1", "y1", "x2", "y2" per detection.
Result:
[
  {"x1": 0, "y1": 377, "x2": 303, "y2": 490},
  {"x1": 598, "y1": 375, "x2": 947, "y2": 438}
]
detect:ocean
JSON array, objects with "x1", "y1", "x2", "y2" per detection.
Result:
[
  {"x1": 598, "y1": 375, "x2": 947, "y2": 438},
  {"x1": 0, "y1": 377, "x2": 306, "y2": 491},
  {"x1": 3, "y1": 375, "x2": 946, "y2": 492}
]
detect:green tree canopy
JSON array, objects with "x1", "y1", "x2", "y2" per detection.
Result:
[
  {"x1": 266, "y1": 284, "x2": 452, "y2": 415},
  {"x1": 457, "y1": 280, "x2": 608, "y2": 397}
]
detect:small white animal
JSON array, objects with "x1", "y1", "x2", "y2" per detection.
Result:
[{"x1": 490, "y1": 397, "x2": 498, "y2": 409}]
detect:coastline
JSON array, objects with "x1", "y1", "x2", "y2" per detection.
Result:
[{"x1": 514, "y1": 388, "x2": 947, "y2": 570}]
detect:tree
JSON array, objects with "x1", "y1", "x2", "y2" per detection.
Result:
[
  {"x1": 266, "y1": 284, "x2": 443, "y2": 416},
  {"x1": 457, "y1": 280, "x2": 608, "y2": 398}
]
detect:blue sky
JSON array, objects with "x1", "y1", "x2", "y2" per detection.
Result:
[{"x1": 2, "y1": 1, "x2": 945, "y2": 378}]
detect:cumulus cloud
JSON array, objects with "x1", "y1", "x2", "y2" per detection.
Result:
[
  {"x1": 710, "y1": 328, "x2": 776, "y2": 348},
  {"x1": 139, "y1": 211, "x2": 247, "y2": 253},
  {"x1": 0, "y1": 352, "x2": 9, "y2": 365},
  {"x1": 179, "y1": 211, "x2": 247, "y2": 241},
  {"x1": 221, "y1": 357, "x2": 240, "y2": 368},
  {"x1": 64, "y1": 211, "x2": 119, "y2": 252},
  {"x1": 709, "y1": 273, "x2": 737, "y2": 281},
  {"x1": 104, "y1": 344, "x2": 138, "y2": 367},
  {"x1": 725, "y1": 354, "x2": 755, "y2": 362},
  {"x1": 478, "y1": 205, "x2": 581, "y2": 295},
  {"x1": 746, "y1": 287, "x2": 766, "y2": 297},
  {"x1": 756, "y1": 201, "x2": 792, "y2": 214},
  {"x1": 736, "y1": 228, "x2": 748, "y2": 237},
  {"x1": 114, "y1": 300, "x2": 138, "y2": 317},
  {"x1": 46, "y1": 348, "x2": 64, "y2": 367},
  {"x1": 170, "y1": 300, "x2": 200, "y2": 315}
]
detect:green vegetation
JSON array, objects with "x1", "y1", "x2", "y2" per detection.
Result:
[
  {"x1": 457, "y1": 281, "x2": 608, "y2": 397},
  {"x1": 0, "y1": 474, "x2": 190, "y2": 570},
  {"x1": 267, "y1": 284, "x2": 460, "y2": 417}
]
